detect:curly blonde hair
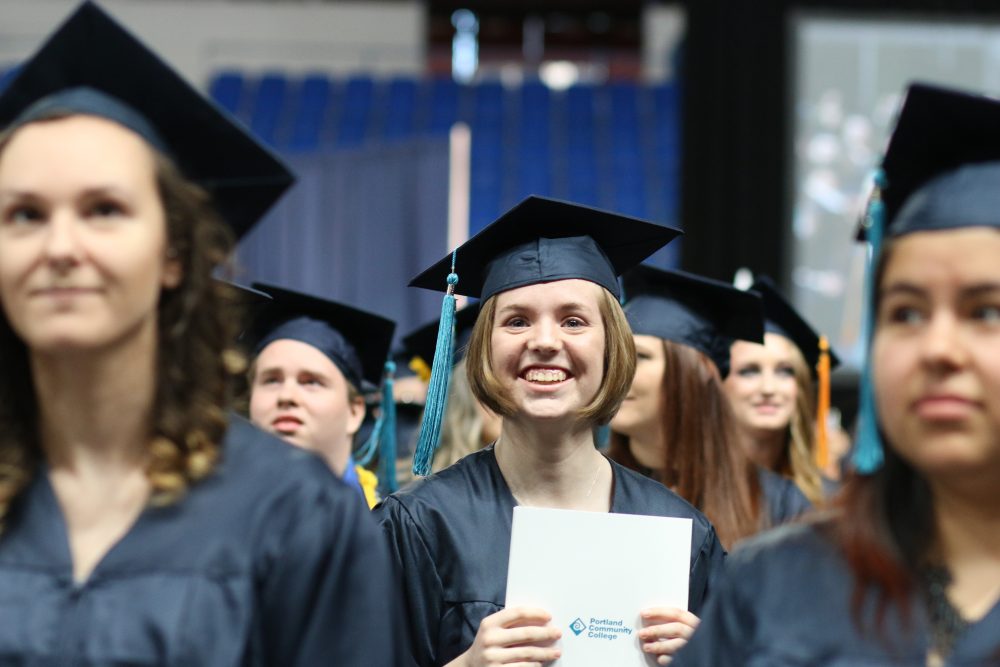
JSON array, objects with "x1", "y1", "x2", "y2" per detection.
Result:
[{"x1": 0, "y1": 115, "x2": 243, "y2": 531}]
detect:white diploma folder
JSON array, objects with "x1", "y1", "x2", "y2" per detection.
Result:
[{"x1": 505, "y1": 506, "x2": 692, "y2": 667}]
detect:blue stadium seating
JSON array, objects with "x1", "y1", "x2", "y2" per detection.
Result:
[
  {"x1": 336, "y1": 76, "x2": 374, "y2": 148},
  {"x1": 425, "y1": 77, "x2": 460, "y2": 135},
  {"x1": 382, "y1": 77, "x2": 417, "y2": 141},
  {"x1": 287, "y1": 74, "x2": 332, "y2": 152},
  {"x1": 207, "y1": 72, "x2": 682, "y2": 235},
  {"x1": 208, "y1": 71, "x2": 245, "y2": 117},
  {"x1": 249, "y1": 73, "x2": 289, "y2": 147}
]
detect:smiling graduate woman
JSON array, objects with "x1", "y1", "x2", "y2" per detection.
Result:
[
  {"x1": 375, "y1": 196, "x2": 726, "y2": 667},
  {"x1": 723, "y1": 276, "x2": 842, "y2": 505},
  {"x1": 0, "y1": 3, "x2": 399, "y2": 665},
  {"x1": 673, "y1": 84, "x2": 1000, "y2": 666}
]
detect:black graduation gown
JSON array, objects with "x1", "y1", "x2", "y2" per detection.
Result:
[
  {"x1": 0, "y1": 416, "x2": 400, "y2": 666},
  {"x1": 757, "y1": 468, "x2": 812, "y2": 527},
  {"x1": 374, "y1": 446, "x2": 726, "y2": 667},
  {"x1": 673, "y1": 522, "x2": 1000, "y2": 666}
]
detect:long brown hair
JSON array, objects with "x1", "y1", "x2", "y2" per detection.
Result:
[
  {"x1": 828, "y1": 239, "x2": 925, "y2": 632},
  {"x1": 0, "y1": 115, "x2": 242, "y2": 532},
  {"x1": 610, "y1": 339, "x2": 762, "y2": 549}
]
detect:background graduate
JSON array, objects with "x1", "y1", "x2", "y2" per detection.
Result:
[
  {"x1": 674, "y1": 82, "x2": 1000, "y2": 666},
  {"x1": 245, "y1": 282, "x2": 397, "y2": 506},
  {"x1": 608, "y1": 266, "x2": 811, "y2": 550},
  {"x1": 724, "y1": 275, "x2": 842, "y2": 504},
  {"x1": 376, "y1": 196, "x2": 725, "y2": 667},
  {"x1": 0, "y1": 3, "x2": 400, "y2": 664}
]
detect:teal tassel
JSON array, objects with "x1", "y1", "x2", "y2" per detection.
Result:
[
  {"x1": 853, "y1": 169, "x2": 887, "y2": 474},
  {"x1": 356, "y1": 360, "x2": 399, "y2": 492},
  {"x1": 379, "y1": 361, "x2": 398, "y2": 493},
  {"x1": 355, "y1": 406, "x2": 380, "y2": 467},
  {"x1": 412, "y1": 252, "x2": 459, "y2": 476}
]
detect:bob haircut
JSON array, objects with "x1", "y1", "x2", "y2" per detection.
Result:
[
  {"x1": 0, "y1": 112, "x2": 241, "y2": 530},
  {"x1": 466, "y1": 284, "x2": 636, "y2": 426}
]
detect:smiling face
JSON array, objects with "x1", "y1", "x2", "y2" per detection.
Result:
[
  {"x1": 872, "y1": 227, "x2": 1000, "y2": 482},
  {"x1": 489, "y1": 279, "x2": 606, "y2": 424},
  {"x1": 248, "y1": 338, "x2": 365, "y2": 476},
  {"x1": 0, "y1": 115, "x2": 182, "y2": 355},
  {"x1": 724, "y1": 333, "x2": 800, "y2": 439}
]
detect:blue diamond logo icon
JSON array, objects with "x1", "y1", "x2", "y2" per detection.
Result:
[{"x1": 569, "y1": 618, "x2": 587, "y2": 635}]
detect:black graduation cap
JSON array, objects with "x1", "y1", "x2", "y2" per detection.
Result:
[
  {"x1": 622, "y1": 265, "x2": 764, "y2": 377},
  {"x1": 402, "y1": 304, "x2": 480, "y2": 371},
  {"x1": 409, "y1": 195, "x2": 682, "y2": 300},
  {"x1": 857, "y1": 82, "x2": 1000, "y2": 241},
  {"x1": 246, "y1": 283, "x2": 396, "y2": 392},
  {"x1": 0, "y1": 1, "x2": 293, "y2": 239},
  {"x1": 751, "y1": 276, "x2": 841, "y2": 375}
]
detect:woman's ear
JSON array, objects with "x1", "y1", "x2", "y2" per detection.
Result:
[{"x1": 345, "y1": 394, "x2": 367, "y2": 437}]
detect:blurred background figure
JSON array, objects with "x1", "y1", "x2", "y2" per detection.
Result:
[
  {"x1": 609, "y1": 266, "x2": 811, "y2": 551},
  {"x1": 245, "y1": 282, "x2": 397, "y2": 506},
  {"x1": 725, "y1": 275, "x2": 843, "y2": 504},
  {"x1": 674, "y1": 81, "x2": 1000, "y2": 667},
  {"x1": 386, "y1": 351, "x2": 429, "y2": 480},
  {"x1": 0, "y1": 3, "x2": 401, "y2": 663}
]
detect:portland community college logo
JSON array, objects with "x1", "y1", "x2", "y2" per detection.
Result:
[{"x1": 569, "y1": 618, "x2": 587, "y2": 636}]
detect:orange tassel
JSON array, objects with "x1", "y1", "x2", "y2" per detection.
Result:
[{"x1": 815, "y1": 335, "x2": 831, "y2": 470}]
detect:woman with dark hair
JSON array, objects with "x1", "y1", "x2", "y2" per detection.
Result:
[
  {"x1": 724, "y1": 276, "x2": 841, "y2": 504},
  {"x1": 376, "y1": 196, "x2": 725, "y2": 667},
  {"x1": 0, "y1": 4, "x2": 398, "y2": 664},
  {"x1": 609, "y1": 266, "x2": 811, "y2": 550},
  {"x1": 673, "y1": 83, "x2": 1000, "y2": 665}
]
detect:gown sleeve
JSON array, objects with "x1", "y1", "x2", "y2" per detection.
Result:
[
  {"x1": 253, "y1": 463, "x2": 403, "y2": 666},
  {"x1": 375, "y1": 495, "x2": 444, "y2": 667},
  {"x1": 672, "y1": 549, "x2": 754, "y2": 666},
  {"x1": 687, "y1": 522, "x2": 727, "y2": 616}
]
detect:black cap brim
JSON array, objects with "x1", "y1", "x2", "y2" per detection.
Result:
[
  {"x1": 622, "y1": 265, "x2": 764, "y2": 375},
  {"x1": 752, "y1": 276, "x2": 841, "y2": 372}
]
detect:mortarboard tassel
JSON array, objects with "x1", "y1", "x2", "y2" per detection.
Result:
[
  {"x1": 378, "y1": 361, "x2": 398, "y2": 494},
  {"x1": 356, "y1": 361, "x2": 398, "y2": 494},
  {"x1": 412, "y1": 252, "x2": 459, "y2": 476},
  {"x1": 355, "y1": 418, "x2": 378, "y2": 468},
  {"x1": 853, "y1": 169, "x2": 887, "y2": 474},
  {"x1": 814, "y1": 335, "x2": 831, "y2": 471}
]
